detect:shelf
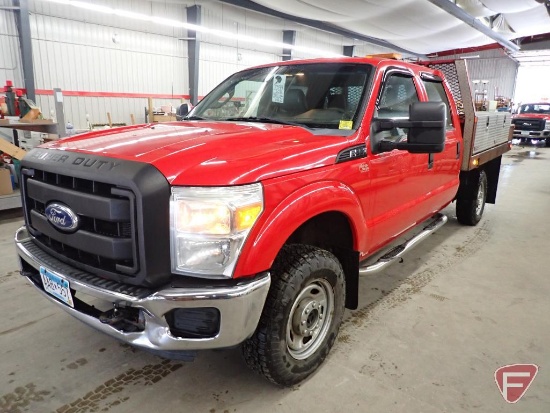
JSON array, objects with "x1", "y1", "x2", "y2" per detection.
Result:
[{"x1": 0, "y1": 119, "x2": 58, "y2": 133}]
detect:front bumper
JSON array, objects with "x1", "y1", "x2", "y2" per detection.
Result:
[
  {"x1": 15, "y1": 226, "x2": 270, "y2": 352},
  {"x1": 513, "y1": 129, "x2": 550, "y2": 138}
]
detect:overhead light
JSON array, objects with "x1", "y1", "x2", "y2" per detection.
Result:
[
  {"x1": 40, "y1": 0, "x2": 343, "y2": 58},
  {"x1": 70, "y1": 1, "x2": 112, "y2": 13}
]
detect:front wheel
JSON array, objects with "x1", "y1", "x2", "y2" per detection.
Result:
[
  {"x1": 456, "y1": 170, "x2": 487, "y2": 226},
  {"x1": 242, "y1": 244, "x2": 345, "y2": 386},
  {"x1": 546, "y1": 138, "x2": 550, "y2": 148}
]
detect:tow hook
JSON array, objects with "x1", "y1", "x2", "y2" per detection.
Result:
[
  {"x1": 99, "y1": 305, "x2": 144, "y2": 331},
  {"x1": 99, "y1": 307, "x2": 130, "y2": 325}
]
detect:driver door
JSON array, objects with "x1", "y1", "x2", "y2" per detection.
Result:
[{"x1": 367, "y1": 69, "x2": 429, "y2": 249}]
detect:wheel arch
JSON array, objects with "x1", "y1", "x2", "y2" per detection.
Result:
[
  {"x1": 285, "y1": 212, "x2": 360, "y2": 309},
  {"x1": 234, "y1": 181, "x2": 366, "y2": 309}
]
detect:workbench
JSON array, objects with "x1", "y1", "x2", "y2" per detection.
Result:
[{"x1": 0, "y1": 119, "x2": 58, "y2": 133}]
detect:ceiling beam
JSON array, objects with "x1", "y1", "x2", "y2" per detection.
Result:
[
  {"x1": 426, "y1": 0, "x2": 520, "y2": 52},
  {"x1": 217, "y1": 0, "x2": 425, "y2": 57}
]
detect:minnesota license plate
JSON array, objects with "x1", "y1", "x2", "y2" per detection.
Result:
[{"x1": 40, "y1": 266, "x2": 74, "y2": 308}]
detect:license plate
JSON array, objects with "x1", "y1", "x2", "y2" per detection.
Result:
[
  {"x1": 40, "y1": 266, "x2": 74, "y2": 308},
  {"x1": 520, "y1": 131, "x2": 529, "y2": 136}
]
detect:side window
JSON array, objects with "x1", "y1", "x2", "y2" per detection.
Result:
[
  {"x1": 375, "y1": 73, "x2": 419, "y2": 142},
  {"x1": 422, "y1": 80, "x2": 454, "y2": 129}
]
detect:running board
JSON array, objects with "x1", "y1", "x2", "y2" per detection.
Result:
[{"x1": 359, "y1": 214, "x2": 448, "y2": 275}]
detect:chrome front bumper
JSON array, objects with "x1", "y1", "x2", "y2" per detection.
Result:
[
  {"x1": 513, "y1": 130, "x2": 550, "y2": 138},
  {"x1": 15, "y1": 226, "x2": 270, "y2": 352}
]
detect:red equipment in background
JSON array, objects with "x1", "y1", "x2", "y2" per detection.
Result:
[{"x1": 1, "y1": 80, "x2": 25, "y2": 118}]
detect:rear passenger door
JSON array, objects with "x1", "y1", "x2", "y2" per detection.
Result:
[{"x1": 419, "y1": 74, "x2": 461, "y2": 212}]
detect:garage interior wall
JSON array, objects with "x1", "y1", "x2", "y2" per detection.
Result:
[
  {"x1": 293, "y1": 29, "x2": 345, "y2": 59},
  {"x1": 0, "y1": 1, "x2": 23, "y2": 142},
  {"x1": 29, "y1": 0, "x2": 188, "y2": 129},
  {"x1": 198, "y1": 3, "x2": 282, "y2": 96},
  {"x1": 0, "y1": 1, "x2": 23, "y2": 87}
]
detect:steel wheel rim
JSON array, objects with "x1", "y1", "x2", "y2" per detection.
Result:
[
  {"x1": 286, "y1": 278, "x2": 334, "y2": 360},
  {"x1": 475, "y1": 178, "x2": 486, "y2": 216}
]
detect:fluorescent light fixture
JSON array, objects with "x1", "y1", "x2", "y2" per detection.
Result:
[
  {"x1": 70, "y1": 1, "x2": 112, "y2": 13},
  {"x1": 41, "y1": 0, "x2": 343, "y2": 58}
]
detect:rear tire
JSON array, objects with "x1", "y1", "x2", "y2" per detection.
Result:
[
  {"x1": 242, "y1": 244, "x2": 345, "y2": 387},
  {"x1": 456, "y1": 170, "x2": 487, "y2": 226}
]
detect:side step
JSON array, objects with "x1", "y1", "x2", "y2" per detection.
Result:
[{"x1": 359, "y1": 213, "x2": 448, "y2": 275}]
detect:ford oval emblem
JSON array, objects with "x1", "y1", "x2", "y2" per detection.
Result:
[{"x1": 45, "y1": 203, "x2": 79, "y2": 232}]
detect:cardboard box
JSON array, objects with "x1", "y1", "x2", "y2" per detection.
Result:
[
  {"x1": 0, "y1": 138, "x2": 27, "y2": 160},
  {"x1": 0, "y1": 168, "x2": 13, "y2": 195},
  {"x1": 152, "y1": 114, "x2": 177, "y2": 123}
]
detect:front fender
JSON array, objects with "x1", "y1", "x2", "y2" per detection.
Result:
[{"x1": 233, "y1": 180, "x2": 367, "y2": 278}]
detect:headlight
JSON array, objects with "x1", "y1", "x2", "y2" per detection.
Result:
[
  {"x1": 545, "y1": 120, "x2": 550, "y2": 131},
  {"x1": 170, "y1": 183, "x2": 263, "y2": 278}
]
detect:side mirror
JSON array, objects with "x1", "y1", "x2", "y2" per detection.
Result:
[{"x1": 371, "y1": 101, "x2": 446, "y2": 154}]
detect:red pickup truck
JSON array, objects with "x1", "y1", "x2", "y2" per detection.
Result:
[
  {"x1": 512, "y1": 102, "x2": 550, "y2": 146},
  {"x1": 15, "y1": 56, "x2": 511, "y2": 386}
]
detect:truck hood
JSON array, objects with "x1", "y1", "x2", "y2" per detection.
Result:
[
  {"x1": 43, "y1": 122, "x2": 351, "y2": 185},
  {"x1": 513, "y1": 113, "x2": 550, "y2": 120}
]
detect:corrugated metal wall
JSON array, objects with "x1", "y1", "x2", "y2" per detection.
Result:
[
  {"x1": 0, "y1": 0, "x2": 23, "y2": 87},
  {"x1": 433, "y1": 49, "x2": 519, "y2": 102},
  {"x1": 29, "y1": 1, "x2": 188, "y2": 129},
  {"x1": 0, "y1": 1, "x2": 23, "y2": 143},
  {"x1": 199, "y1": 4, "x2": 282, "y2": 96},
  {"x1": 293, "y1": 28, "x2": 343, "y2": 59}
]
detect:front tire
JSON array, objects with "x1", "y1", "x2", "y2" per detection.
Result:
[
  {"x1": 456, "y1": 170, "x2": 487, "y2": 226},
  {"x1": 242, "y1": 244, "x2": 345, "y2": 386}
]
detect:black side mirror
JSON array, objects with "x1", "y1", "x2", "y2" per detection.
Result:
[{"x1": 371, "y1": 101, "x2": 446, "y2": 154}]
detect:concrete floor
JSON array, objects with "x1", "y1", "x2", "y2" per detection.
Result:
[{"x1": 1, "y1": 144, "x2": 549, "y2": 413}]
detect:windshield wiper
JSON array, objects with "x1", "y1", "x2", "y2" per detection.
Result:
[
  {"x1": 183, "y1": 115, "x2": 206, "y2": 121},
  {"x1": 224, "y1": 116, "x2": 308, "y2": 128}
]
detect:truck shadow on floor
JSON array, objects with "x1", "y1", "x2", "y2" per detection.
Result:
[
  {"x1": 343, "y1": 210, "x2": 477, "y2": 328},
  {"x1": 0, "y1": 207, "x2": 23, "y2": 224}
]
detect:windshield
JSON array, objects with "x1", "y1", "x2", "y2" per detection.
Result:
[
  {"x1": 518, "y1": 104, "x2": 550, "y2": 115},
  {"x1": 189, "y1": 63, "x2": 373, "y2": 131}
]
